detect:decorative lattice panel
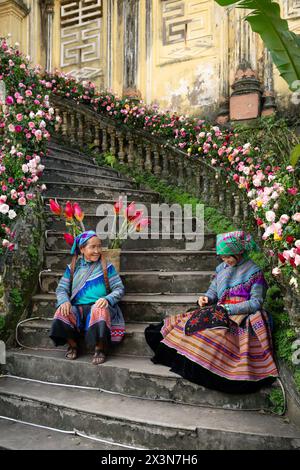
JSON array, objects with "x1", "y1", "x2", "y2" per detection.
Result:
[{"x1": 60, "y1": 0, "x2": 102, "y2": 76}]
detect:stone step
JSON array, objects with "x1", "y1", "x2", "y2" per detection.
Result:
[
  {"x1": 45, "y1": 212, "x2": 201, "y2": 233},
  {"x1": 44, "y1": 182, "x2": 160, "y2": 203},
  {"x1": 4, "y1": 349, "x2": 277, "y2": 412},
  {"x1": 43, "y1": 196, "x2": 164, "y2": 214},
  {"x1": 0, "y1": 377, "x2": 299, "y2": 449},
  {"x1": 31, "y1": 293, "x2": 199, "y2": 322},
  {"x1": 43, "y1": 249, "x2": 218, "y2": 272},
  {"x1": 39, "y1": 269, "x2": 213, "y2": 294},
  {"x1": 0, "y1": 417, "x2": 127, "y2": 450},
  {"x1": 16, "y1": 320, "x2": 153, "y2": 357},
  {"x1": 44, "y1": 153, "x2": 123, "y2": 179},
  {"x1": 42, "y1": 168, "x2": 139, "y2": 189},
  {"x1": 47, "y1": 142, "x2": 105, "y2": 166},
  {"x1": 45, "y1": 230, "x2": 215, "y2": 251}
]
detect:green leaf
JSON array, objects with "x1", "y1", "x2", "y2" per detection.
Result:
[
  {"x1": 214, "y1": 0, "x2": 300, "y2": 89},
  {"x1": 290, "y1": 143, "x2": 300, "y2": 167}
]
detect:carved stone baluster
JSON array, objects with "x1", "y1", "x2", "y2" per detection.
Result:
[
  {"x1": 101, "y1": 124, "x2": 108, "y2": 153},
  {"x1": 69, "y1": 112, "x2": 76, "y2": 144},
  {"x1": 94, "y1": 124, "x2": 101, "y2": 152},
  {"x1": 127, "y1": 134, "x2": 135, "y2": 168},
  {"x1": 85, "y1": 119, "x2": 93, "y2": 144},
  {"x1": 195, "y1": 164, "x2": 202, "y2": 199},
  {"x1": 177, "y1": 155, "x2": 184, "y2": 187},
  {"x1": 117, "y1": 132, "x2": 125, "y2": 165},
  {"x1": 61, "y1": 110, "x2": 68, "y2": 138},
  {"x1": 77, "y1": 113, "x2": 84, "y2": 147},
  {"x1": 145, "y1": 143, "x2": 152, "y2": 173},
  {"x1": 233, "y1": 195, "x2": 241, "y2": 226},
  {"x1": 54, "y1": 108, "x2": 61, "y2": 133},
  {"x1": 168, "y1": 152, "x2": 176, "y2": 184},
  {"x1": 136, "y1": 142, "x2": 144, "y2": 173},
  {"x1": 225, "y1": 188, "x2": 233, "y2": 218},
  {"x1": 218, "y1": 188, "x2": 226, "y2": 214},
  {"x1": 210, "y1": 172, "x2": 219, "y2": 206},
  {"x1": 161, "y1": 149, "x2": 169, "y2": 181},
  {"x1": 153, "y1": 144, "x2": 162, "y2": 178},
  {"x1": 201, "y1": 167, "x2": 209, "y2": 203},
  {"x1": 109, "y1": 127, "x2": 116, "y2": 156}
]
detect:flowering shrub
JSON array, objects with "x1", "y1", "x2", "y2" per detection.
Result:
[
  {"x1": 0, "y1": 39, "x2": 299, "y2": 290},
  {"x1": 0, "y1": 38, "x2": 55, "y2": 254}
]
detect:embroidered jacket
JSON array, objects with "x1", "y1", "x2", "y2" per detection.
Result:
[
  {"x1": 205, "y1": 258, "x2": 268, "y2": 315},
  {"x1": 56, "y1": 257, "x2": 125, "y2": 308}
]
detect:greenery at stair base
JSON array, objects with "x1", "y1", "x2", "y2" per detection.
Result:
[
  {"x1": 93, "y1": 156, "x2": 300, "y2": 400},
  {"x1": 0, "y1": 199, "x2": 45, "y2": 344}
]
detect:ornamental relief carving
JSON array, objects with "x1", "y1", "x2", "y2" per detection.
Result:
[
  {"x1": 159, "y1": 0, "x2": 214, "y2": 65},
  {"x1": 282, "y1": 0, "x2": 300, "y2": 18},
  {"x1": 60, "y1": 0, "x2": 103, "y2": 81}
]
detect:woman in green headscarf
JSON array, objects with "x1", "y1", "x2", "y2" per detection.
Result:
[{"x1": 145, "y1": 231, "x2": 278, "y2": 394}]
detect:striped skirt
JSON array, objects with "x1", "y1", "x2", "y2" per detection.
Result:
[
  {"x1": 50, "y1": 303, "x2": 125, "y2": 348},
  {"x1": 145, "y1": 310, "x2": 278, "y2": 393}
]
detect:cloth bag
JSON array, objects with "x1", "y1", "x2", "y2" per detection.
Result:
[{"x1": 184, "y1": 304, "x2": 229, "y2": 336}]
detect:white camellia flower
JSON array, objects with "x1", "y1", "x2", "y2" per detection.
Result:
[
  {"x1": 266, "y1": 210, "x2": 276, "y2": 222},
  {"x1": 8, "y1": 210, "x2": 17, "y2": 219},
  {"x1": 0, "y1": 204, "x2": 10, "y2": 214},
  {"x1": 272, "y1": 267, "x2": 281, "y2": 276}
]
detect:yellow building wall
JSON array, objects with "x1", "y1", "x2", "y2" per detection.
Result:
[{"x1": 1, "y1": 0, "x2": 300, "y2": 116}]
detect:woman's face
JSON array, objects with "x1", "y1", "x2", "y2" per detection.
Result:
[
  {"x1": 221, "y1": 255, "x2": 241, "y2": 267},
  {"x1": 80, "y1": 236, "x2": 101, "y2": 262}
]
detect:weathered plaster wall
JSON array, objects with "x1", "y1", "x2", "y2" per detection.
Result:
[{"x1": 1, "y1": 0, "x2": 300, "y2": 116}]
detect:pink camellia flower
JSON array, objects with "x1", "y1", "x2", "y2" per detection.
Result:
[
  {"x1": 280, "y1": 214, "x2": 290, "y2": 224},
  {"x1": 2, "y1": 239, "x2": 10, "y2": 248},
  {"x1": 18, "y1": 197, "x2": 27, "y2": 206},
  {"x1": 295, "y1": 240, "x2": 300, "y2": 248},
  {"x1": 288, "y1": 187, "x2": 298, "y2": 196},
  {"x1": 292, "y1": 213, "x2": 300, "y2": 223},
  {"x1": 28, "y1": 122, "x2": 35, "y2": 129},
  {"x1": 5, "y1": 96, "x2": 14, "y2": 105},
  {"x1": 8, "y1": 124, "x2": 15, "y2": 132},
  {"x1": 16, "y1": 113, "x2": 23, "y2": 122},
  {"x1": 26, "y1": 193, "x2": 34, "y2": 200},
  {"x1": 25, "y1": 90, "x2": 32, "y2": 97},
  {"x1": 2, "y1": 185, "x2": 7, "y2": 192},
  {"x1": 0, "y1": 195, "x2": 7, "y2": 203}
]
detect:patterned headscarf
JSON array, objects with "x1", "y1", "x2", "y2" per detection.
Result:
[
  {"x1": 216, "y1": 231, "x2": 258, "y2": 257},
  {"x1": 70, "y1": 230, "x2": 98, "y2": 255}
]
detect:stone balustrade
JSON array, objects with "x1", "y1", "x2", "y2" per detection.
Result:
[{"x1": 50, "y1": 95, "x2": 258, "y2": 236}]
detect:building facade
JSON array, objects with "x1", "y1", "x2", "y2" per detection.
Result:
[{"x1": 1, "y1": 0, "x2": 300, "y2": 118}]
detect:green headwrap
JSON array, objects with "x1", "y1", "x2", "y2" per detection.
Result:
[{"x1": 216, "y1": 231, "x2": 259, "y2": 257}]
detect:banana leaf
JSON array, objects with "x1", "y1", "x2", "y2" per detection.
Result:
[{"x1": 215, "y1": 0, "x2": 300, "y2": 90}]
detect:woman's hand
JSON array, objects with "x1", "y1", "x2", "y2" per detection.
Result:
[
  {"x1": 198, "y1": 296, "x2": 209, "y2": 307},
  {"x1": 95, "y1": 298, "x2": 109, "y2": 309},
  {"x1": 59, "y1": 301, "x2": 72, "y2": 317}
]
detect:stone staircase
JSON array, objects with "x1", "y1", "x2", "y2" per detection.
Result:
[{"x1": 1, "y1": 141, "x2": 300, "y2": 450}]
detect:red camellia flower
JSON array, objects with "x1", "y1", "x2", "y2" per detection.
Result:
[
  {"x1": 286, "y1": 236, "x2": 296, "y2": 244},
  {"x1": 278, "y1": 253, "x2": 286, "y2": 264},
  {"x1": 256, "y1": 218, "x2": 264, "y2": 226},
  {"x1": 64, "y1": 201, "x2": 74, "y2": 220},
  {"x1": 49, "y1": 198, "x2": 62, "y2": 215},
  {"x1": 64, "y1": 233, "x2": 75, "y2": 247}
]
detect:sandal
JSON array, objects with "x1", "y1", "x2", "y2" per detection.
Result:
[
  {"x1": 65, "y1": 346, "x2": 78, "y2": 360},
  {"x1": 92, "y1": 349, "x2": 106, "y2": 365}
]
